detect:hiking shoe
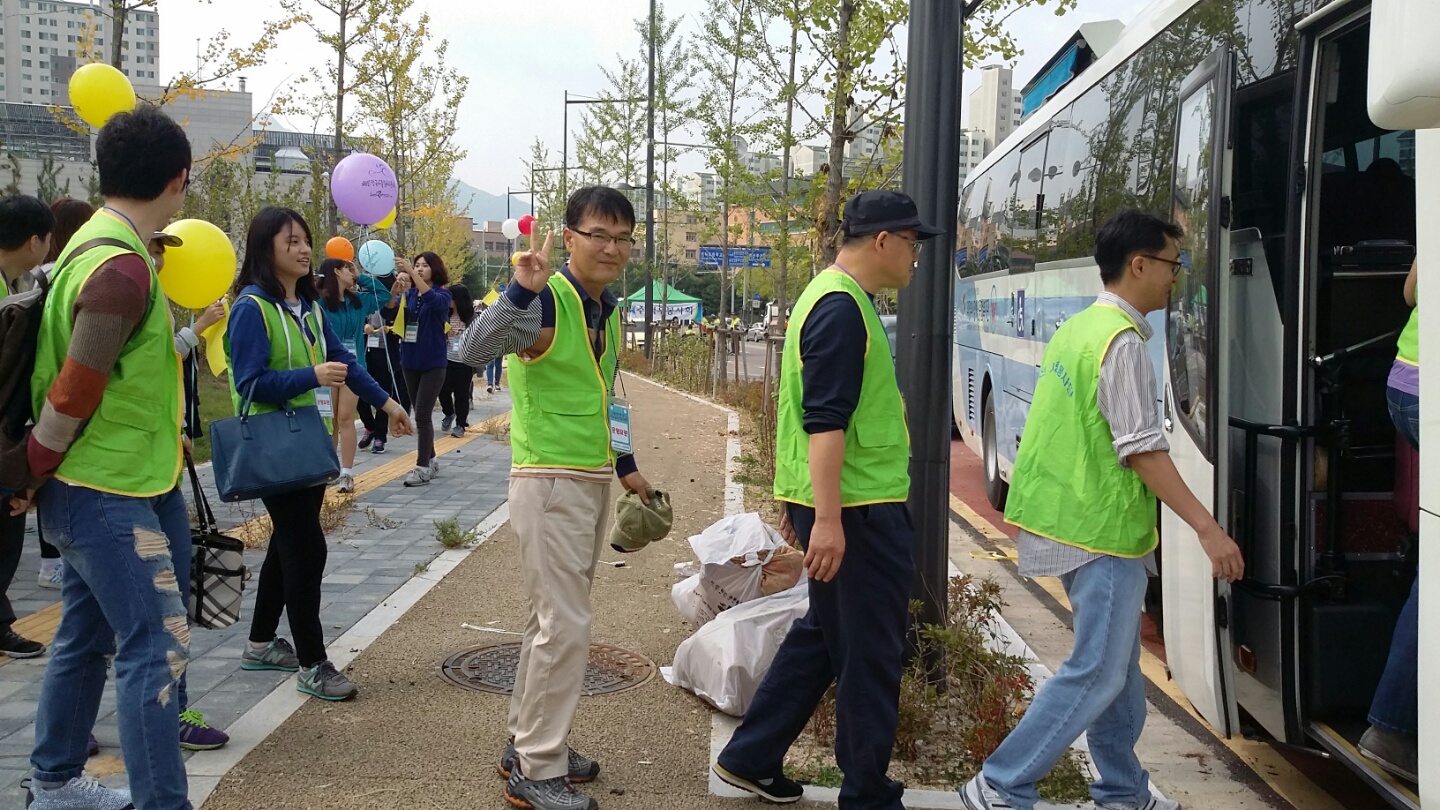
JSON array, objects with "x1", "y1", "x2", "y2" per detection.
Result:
[
  {"x1": 404, "y1": 466, "x2": 433, "y2": 487},
  {"x1": 335, "y1": 473, "x2": 355, "y2": 494},
  {"x1": 240, "y1": 637, "x2": 300, "y2": 672},
  {"x1": 441, "y1": 414, "x2": 454, "y2": 432},
  {"x1": 712, "y1": 762, "x2": 803, "y2": 804},
  {"x1": 960, "y1": 775, "x2": 1013, "y2": 810},
  {"x1": 358, "y1": 428, "x2": 374, "y2": 449},
  {"x1": 499, "y1": 740, "x2": 601, "y2": 783},
  {"x1": 504, "y1": 767, "x2": 597, "y2": 810},
  {"x1": 297, "y1": 660, "x2": 357, "y2": 701},
  {"x1": 1097, "y1": 796, "x2": 1180, "y2": 810},
  {"x1": 38, "y1": 560, "x2": 62, "y2": 590},
  {"x1": 26, "y1": 776, "x2": 133, "y2": 809},
  {"x1": 1360, "y1": 725, "x2": 1418, "y2": 783},
  {"x1": 451, "y1": 425, "x2": 465, "y2": 438},
  {"x1": 0, "y1": 627, "x2": 46, "y2": 659},
  {"x1": 178, "y1": 709, "x2": 230, "y2": 751},
  {"x1": 372, "y1": 439, "x2": 387, "y2": 454}
]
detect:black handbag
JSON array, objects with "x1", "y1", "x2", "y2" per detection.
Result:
[
  {"x1": 186, "y1": 455, "x2": 247, "y2": 629},
  {"x1": 208, "y1": 381, "x2": 340, "y2": 502}
]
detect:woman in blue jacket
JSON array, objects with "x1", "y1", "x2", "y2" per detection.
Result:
[
  {"x1": 316, "y1": 257, "x2": 394, "y2": 493},
  {"x1": 227, "y1": 207, "x2": 413, "y2": 701},
  {"x1": 389, "y1": 251, "x2": 453, "y2": 487}
]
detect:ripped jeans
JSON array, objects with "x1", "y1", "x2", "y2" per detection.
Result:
[{"x1": 31, "y1": 480, "x2": 193, "y2": 810}]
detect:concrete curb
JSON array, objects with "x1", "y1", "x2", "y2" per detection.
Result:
[{"x1": 187, "y1": 503, "x2": 511, "y2": 807}]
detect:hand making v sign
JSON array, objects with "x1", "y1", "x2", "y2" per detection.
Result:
[{"x1": 514, "y1": 227, "x2": 555, "y2": 294}]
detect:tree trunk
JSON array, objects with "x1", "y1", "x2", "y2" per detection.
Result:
[
  {"x1": 776, "y1": 3, "x2": 800, "y2": 325},
  {"x1": 109, "y1": 0, "x2": 125, "y2": 69},
  {"x1": 817, "y1": 0, "x2": 855, "y2": 269}
]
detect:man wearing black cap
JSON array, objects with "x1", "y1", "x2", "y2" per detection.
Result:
[{"x1": 713, "y1": 189, "x2": 942, "y2": 809}]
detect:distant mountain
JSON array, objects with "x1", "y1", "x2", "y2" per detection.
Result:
[{"x1": 452, "y1": 180, "x2": 535, "y2": 224}]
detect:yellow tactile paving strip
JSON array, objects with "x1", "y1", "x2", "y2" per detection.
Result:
[{"x1": 0, "y1": 422, "x2": 502, "y2": 669}]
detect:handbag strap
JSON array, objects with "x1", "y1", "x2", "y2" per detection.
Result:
[{"x1": 185, "y1": 453, "x2": 217, "y2": 533}]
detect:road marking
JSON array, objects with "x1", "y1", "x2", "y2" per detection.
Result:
[{"x1": 948, "y1": 493, "x2": 1346, "y2": 810}]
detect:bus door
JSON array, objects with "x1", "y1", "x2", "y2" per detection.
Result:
[{"x1": 1160, "y1": 45, "x2": 1241, "y2": 737}]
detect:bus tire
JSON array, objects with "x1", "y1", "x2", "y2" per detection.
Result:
[{"x1": 983, "y1": 390, "x2": 1009, "y2": 511}]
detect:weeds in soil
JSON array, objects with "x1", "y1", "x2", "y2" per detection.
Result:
[
  {"x1": 783, "y1": 764, "x2": 844, "y2": 789},
  {"x1": 365, "y1": 507, "x2": 400, "y2": 530},
  {"x1": 320, "y1": 493, "x2": 356, "y2": 535},
  {"x1": 434, "y1": 518, "x2": 479, "y2": 549},
  {"x1": 413, "y1": 561, "x2": 430, "y2": 574},
  {"x1": 798, "y1": 575, "x2": 1091, "y2": 802},
  {"x1": 474, "y1": 411, "x2": 511, "y2": 444}
]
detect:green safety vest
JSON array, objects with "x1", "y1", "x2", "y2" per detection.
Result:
[
  {"x1": 1004, "y1": 303, "x2": 1157, "y2": 557},
  {"x1": 1397, "y1": 304, "x2": 1419, "y2": 367},
  {"x1": 508, "y1": 274, "x2": 619, "y2": 470},
  {"x1": 773, "y1": 268, "x2": 910, "y2": 507},
  {"x1": 32, "y1": 210, "x2": 183, "y2": 498},
  {"x1": 225, "y1": 295, "x2": 332, "y2": 429}
]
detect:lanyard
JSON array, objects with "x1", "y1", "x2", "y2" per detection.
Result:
[
  {"x1": 275, "y1": 300, "x2": 324, "y2": 370},
  {"x1": 101, "y1": 206, "x2": 145, "y2": 244}
]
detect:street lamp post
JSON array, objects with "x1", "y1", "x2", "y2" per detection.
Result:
[
  {"x1": 561, "y1": 92, "x2": 647, "y2": 212},
  {"x1": 644, "y1": 0, "x2": 657, "y2": 360}
]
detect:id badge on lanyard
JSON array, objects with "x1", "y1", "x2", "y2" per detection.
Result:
[
  {"x1": 404, "y1": 323, "x2": 418, "y2": 343},
  {"x1": 608, "y1": 397, "x2": 632, "y2": 454},
  {"x1": 367, "y1": 333, "x2": 381, "y2": 348},
  {"x1": 278, "y1": 301, "x2": 331, "y2": 416},
  {"x1": 314, "y1": 386, "x2": 334, "y2": 418},
  {"x1": 342, "y1": 339, "x2": 357, "y2": 358}
]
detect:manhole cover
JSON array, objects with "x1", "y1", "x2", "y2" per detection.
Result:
[{"x1": 438, "y1": 642, "x2": 657, "y2": 696}]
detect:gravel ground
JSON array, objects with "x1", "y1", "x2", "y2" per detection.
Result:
[{"x1": 202, "y1": 373, "x2": 752, "y2": 810}]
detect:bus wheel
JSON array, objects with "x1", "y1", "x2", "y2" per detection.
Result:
[{"x1": 983, "y1": 391, "x2": 1009, "y2": 510}]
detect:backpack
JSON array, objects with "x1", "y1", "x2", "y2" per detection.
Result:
[{"x1": 0, "y1": 237, "x2": 135, "y2": 494}]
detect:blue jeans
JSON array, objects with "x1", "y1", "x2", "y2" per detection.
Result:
[
  {"x1": 1369, "y1": 385, "x2": 1420, "y2": 736},
  {"x1": 31, "y1": 481, "x2": 193, "y2": 810},
  {"x1": 982, "y1": 555, "x2": 1151, "y2": 810},
  {"x1": 486, "y1": 357, "x2": 503, "y2": 387}
]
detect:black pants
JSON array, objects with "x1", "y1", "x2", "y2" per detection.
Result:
[
  {"x1": 39, "y1": 521, "x2": 58, "y2": 559},
  {"x1": 250, "y1": 485, "x2": 329, "y2": 668},
  {"x1": 404, "y1": 367, "x2": 445, "y2": 466},
  {"x1": 718, "y1": 501, "x2": 915, "y2": 810},
  {"x1": 359, "y1": 343, "x2": 406, "y2": 442},
  {"x1": 0, "y1": 509, "x2": 25, "y2": 628},
  {"x1": 437, "y1": 361, "x2": 473, "y2": 429}
]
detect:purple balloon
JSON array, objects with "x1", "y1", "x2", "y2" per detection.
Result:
[{"x1": 331, "y1": 153, "x2": 398, "y2": 225}]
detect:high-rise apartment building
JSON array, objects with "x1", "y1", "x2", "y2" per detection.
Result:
[
  {"x1": 0, "y1": 0, "x2": 160, "y2": 104},
  {"x1": 968, "y1": 65, "x2": 1023, "y2": 156}
]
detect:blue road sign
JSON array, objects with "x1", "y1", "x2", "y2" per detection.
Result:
[{"x1": 699, "y1": 245, "x2": 772, "y2": 268}]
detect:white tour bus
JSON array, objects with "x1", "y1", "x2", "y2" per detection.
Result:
[{"x1": 951, "y1": 0, "x2": 1436, "y2": 805}]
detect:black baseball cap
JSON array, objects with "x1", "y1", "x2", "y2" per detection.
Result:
[{"x1": 841, "y1": 190, "x2": 944, "y2": 240}]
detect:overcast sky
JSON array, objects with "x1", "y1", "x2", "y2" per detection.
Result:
[{"x1": 156, "y1": 0, "x2": 1152, "y2": 195}]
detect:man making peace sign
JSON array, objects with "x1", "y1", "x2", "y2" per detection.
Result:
[{"x1": 458, "y1": 186, "x2": 651, "y2": 810}]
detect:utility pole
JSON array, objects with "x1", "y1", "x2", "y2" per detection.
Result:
[
  {"x1": 898, "y1": 0, "x2": 973, "y2": 639},
  {"x1": 644, "y1": 0, "x2": 657, "y2": 359}
]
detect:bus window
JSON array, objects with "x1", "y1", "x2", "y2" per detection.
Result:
[
  {"x1": 1167, "y1": 73, "x2": 1217, "y2": 454},
  {"x1": 1012, "y1": 134, "x2": 1048, "y2": 274},
  {"x1": 983, "y1": 149, "x2": 1021, "y2": 274}
]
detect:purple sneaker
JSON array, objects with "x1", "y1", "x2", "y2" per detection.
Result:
[{"x1": 178, "y1": 709, "x2": 229, "y2": 751}]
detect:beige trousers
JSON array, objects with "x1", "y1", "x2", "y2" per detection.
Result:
[{"x1": 506, "y1": 475, "x2": 611, "y2": 781}]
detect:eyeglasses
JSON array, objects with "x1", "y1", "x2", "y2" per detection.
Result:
[
  {"x1": 570, "y1": 227, "x2": 637, "y2": 249},
  {"x1": 1143, "y1": 253, "x2": 1187, "y2": 276},
  {"x1": 889, "y1": 233, "x2": 922, "y2": 256}
]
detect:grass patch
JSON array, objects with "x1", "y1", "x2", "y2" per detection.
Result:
[
  {"x1": 434, "y1": 517, "x2": 479, "y2": 549},
  {"x1": 191, "y1": 371, "x2": 235, "y2": 464},
  {"x1": 783, "y1": 763, "x2": 844, "y2": 789},
  {"x1": 413, "y1": 560, "x2": 430, "y2": 574},
  {"x1": 474, "y1": 411, "x2": 511, "y2": 444}
]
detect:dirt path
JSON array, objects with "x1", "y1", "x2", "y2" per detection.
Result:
[{"x1": 201, "y1": 373, "x2": 744, "y2": 810}]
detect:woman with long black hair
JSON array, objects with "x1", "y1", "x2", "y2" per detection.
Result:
[
  {"x1": 227, "y1": 207, "x2": 412, "y2": 701},
  {"x1": 316, "y1": 257, "x2": 393, "y2": 492},
  {"x1": 438, "y1": 283, "x2": 476, "y2": 438},
  {"x1": 388, "y1": 251, "x2": 452, "y2": 487}
]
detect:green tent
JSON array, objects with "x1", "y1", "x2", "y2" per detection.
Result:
[{"x1": 624, "y1": 281, "x2": 704, "y2": 322}]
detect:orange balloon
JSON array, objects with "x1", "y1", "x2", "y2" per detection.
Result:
[{"x1": 326, "y1": 236, "x2": 355, "y2": 261}]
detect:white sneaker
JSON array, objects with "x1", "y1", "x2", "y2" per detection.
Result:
[
  {"x1": 37, "y1": 560, "x2": 62, "y2": 590},
  {"x1": 959, "y1": 775, "x2": 1014, "y2": 810},
  {"x1": 429, "y1": 458, "x2": 440, "y2": 477},
  {"x1": 27, "y1": 776, "x2": 133, "y2": 810},
  {"x1": 335, "y1": 473, "x2": 355, "y2": 494},
  {"x1": 1097, "y1": 796, "x2": 1180, "y2": 810},
  {"x1": 403, "y1": 466, "x2": 433, "y2": 487}
]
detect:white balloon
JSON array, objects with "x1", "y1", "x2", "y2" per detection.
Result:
[{"x1": 501, "y1": 218, "x2": 522, "y2": 240}]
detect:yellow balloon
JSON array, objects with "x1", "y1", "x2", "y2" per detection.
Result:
[
  {"x1": 511, "y1": 251, "x2": 526, "y2": 267},
  {"x1": 375, "y1": 208, "x2": 396, "y2": 230},
  {"x1": 68, "y1": 63, "x2": 136, "y2": 129},
  {"x1": 158, "y1": 220, "x2": 237, "y2": 310}
]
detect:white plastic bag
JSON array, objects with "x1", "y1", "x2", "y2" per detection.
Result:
[
  {"x1": 665, "y1": 581, "x2": 809, "y2": 716},
  {"x1": 681, "y1": 513, "x2": 788, "y2": 626}
]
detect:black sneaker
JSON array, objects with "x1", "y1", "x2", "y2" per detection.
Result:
[
  {"x1": 712, "y1": 762, "x2": 804, "y2": 804},
  {"x1": 0, "y1": 626, "x2": 45, "y2": 659},
  {"x1": 372, "y1": 439, "x2": 387, "y2": 454},
  {"x1": 358, "y1": 429, "x2": 374, "y2": 449}
]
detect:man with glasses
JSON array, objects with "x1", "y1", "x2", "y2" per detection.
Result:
[
  {"x1": 458, "y1": 186, "x2": 652, "y2": 810},
  {"x1": 712, "y1": 190, "x2": 940, "y2": 809},
  {"x1": 961, "y1": 210, "x2": 1244, "y2": 810}
]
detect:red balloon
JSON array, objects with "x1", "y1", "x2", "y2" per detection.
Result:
[{"x1": 518, "y1": 215, "x2": 536, "y2": 236}]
